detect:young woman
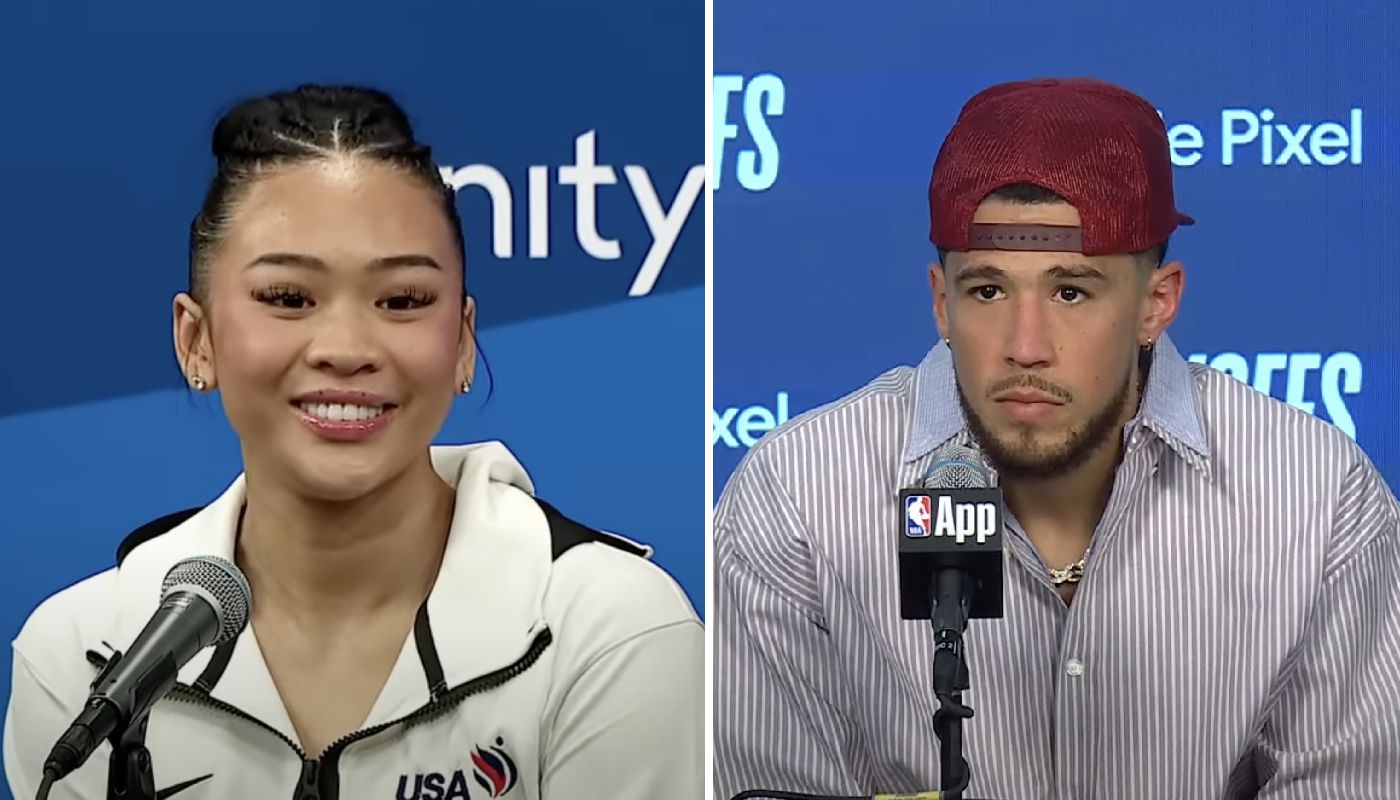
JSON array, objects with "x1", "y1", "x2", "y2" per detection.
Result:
[{"x1": 4, "y1": 84, "x2": 702, "y2": 800}]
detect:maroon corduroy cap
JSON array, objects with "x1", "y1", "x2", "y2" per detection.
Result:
[{"x1": 928, "y1": 77, "x2": 1193, "y2": 255}]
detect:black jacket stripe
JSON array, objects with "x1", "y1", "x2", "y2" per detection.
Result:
[
  {"x1": 413, "y1": 600, "x2": 448, "y2": 700},
  {"x1": 116, "y1": 507, "x2": 202, "y2": 566},
  {"x1": 535, "y1": 498, "x2": 648, "y2": 560}
]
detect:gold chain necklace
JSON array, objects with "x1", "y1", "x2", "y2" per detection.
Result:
[{"x1": 1049, "y1": 557, "x2": 1087, "y2": 586}]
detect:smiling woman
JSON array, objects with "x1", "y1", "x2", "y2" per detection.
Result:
[{"x1": 3, "y1": 85, "x2": 702, "y2": 800}]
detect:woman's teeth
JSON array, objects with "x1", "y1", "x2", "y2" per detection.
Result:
[{"x1": 298, "y1": 403, "x2": 386, "y2": 422}]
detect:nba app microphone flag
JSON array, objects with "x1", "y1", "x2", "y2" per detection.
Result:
[{"x1": 898, "y1": 459, "x2": 1005, "y2": 621}]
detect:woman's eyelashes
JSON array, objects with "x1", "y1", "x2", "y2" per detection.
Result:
[
  {"x1": 252, "y1": 284, "x2": 312, "y2": 309},
  {"x1": 380, "y1": 288, "x2": 437, "y2": 311},
  {"x1": 251, "y1": 285, "x2": 439, "y2": 312}
]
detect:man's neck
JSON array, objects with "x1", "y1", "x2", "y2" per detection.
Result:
[
  {"x1": 236, "y1": 454, "x2": 457, "y2": 626},
  {"x1": 1002, "y1": 368, "x2": 1147, "y2": 539},
  {"x1": 1001, "y1": 437, "x2": 1124, "y2": 535}
]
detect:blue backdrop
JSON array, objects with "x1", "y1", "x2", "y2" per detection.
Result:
[
  {"x1": 712, "y1": 2, "x2": 1399, "y2": 498},
  {"x1": 0, "y1": 0, "x2": 703, "y2": 788}
]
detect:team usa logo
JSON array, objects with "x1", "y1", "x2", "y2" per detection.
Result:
[
  {"x1": 395, "y1": 738, "x2": 519, "y2": 800},
  {"x1": 906, "y1": 494, "x2": 932, "y2": 538},
  {"x1": 471, "y1": 738, "x2": 519, "y2": 798}
]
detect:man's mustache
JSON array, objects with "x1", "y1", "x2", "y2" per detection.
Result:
[{"x1": 987, "y1": 374, "x2": 1072, "y2": 402}]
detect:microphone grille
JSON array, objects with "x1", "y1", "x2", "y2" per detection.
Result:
[
  {"x1": 161, "y1": 555, "x2": 252, "y2": 645},
  {"x1": 923, "y1": 443, "x2": 991, "y2": 489}
]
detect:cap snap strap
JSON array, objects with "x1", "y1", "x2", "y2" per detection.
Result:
[{"x1": 968, "y1": 223, "x2": 1083, "y2": 252}]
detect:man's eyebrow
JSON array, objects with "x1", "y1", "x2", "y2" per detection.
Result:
[
  {"x1": 953, "y1": 264, "x2": 1007, "y2": 284},
  {"x1": 953, "y1": 263, "x2": 1109, "y2": 283},
  {"x1": 1047, "y1": 264, "x2": 1107, "y2": 281}
]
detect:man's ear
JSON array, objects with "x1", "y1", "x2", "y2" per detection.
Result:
[
  {"x1": 1139, "y1": 260, "x2": 1185, "y2": 346},
  {"x1": 929, "y1": 261, "x2": 951, "y2": 341}
]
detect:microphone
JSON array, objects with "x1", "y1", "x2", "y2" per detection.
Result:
[
  {"x1": 41, "y1": 555, "x2": 251, "y2": 782},
  {"x1": 897, "y1": 442, "x2": 1005, "y2": 799},
  {"x1": 728, "y1": 447, "x2": 1008, "y2": 800},
  {"x1": 898, "y1": 443, "x2": 1005, "y2": 634}
]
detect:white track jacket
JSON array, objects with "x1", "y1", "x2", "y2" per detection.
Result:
[{"x1": 4, "y1": 443, "x2": 703, "y2": 800}]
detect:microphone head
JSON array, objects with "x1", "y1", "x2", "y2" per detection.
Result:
[
  {"x1": 923, "y1": 442, "x2": 991, "y2": 489},
  {"x1": 160, "y1": 555, "x2": 252, "y2": 645}
]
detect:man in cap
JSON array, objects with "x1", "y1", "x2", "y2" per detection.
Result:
[{"x1": 713, "y1": 78, "x2": 1400, "y2": 799}]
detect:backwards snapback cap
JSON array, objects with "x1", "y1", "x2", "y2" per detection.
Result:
[{"x1": 928, "y1": 77, "x2": 1193, "y2": 255}]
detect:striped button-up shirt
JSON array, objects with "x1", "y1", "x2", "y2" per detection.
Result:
[{"x1": 714, "y1": 334, "x2": 1400, "y2": 800}]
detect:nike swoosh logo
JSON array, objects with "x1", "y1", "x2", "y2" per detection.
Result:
[{"x1": 155, "y1": 774, "x2": 213, "y2": 799}]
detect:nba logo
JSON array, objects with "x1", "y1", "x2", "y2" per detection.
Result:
[{"x1": 906, "y1": 494, "x2": 932, "y2": 538}]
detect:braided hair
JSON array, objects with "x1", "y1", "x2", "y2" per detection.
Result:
[{"x1": 188, "y1": 84, "x2": 464, "y2": 303}]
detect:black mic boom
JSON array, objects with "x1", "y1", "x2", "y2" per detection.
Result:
[{"x1": 42, "y1": 555, "x2": 252, "y2": 782}]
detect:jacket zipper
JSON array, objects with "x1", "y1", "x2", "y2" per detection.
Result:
[
  {"x1": 309, "y1": 627, "x2": 553, "y2": 800},
  {"x1": 91, "y1": 627, "x2": 553, "y2": 800}
]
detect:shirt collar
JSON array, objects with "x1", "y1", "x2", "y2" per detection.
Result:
[{"x1": 901, "y1": 331, "x2": 1211, "y2": 476}]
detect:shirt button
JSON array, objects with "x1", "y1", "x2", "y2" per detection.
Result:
[{"x1": 1065, "y1": 657, "x2": 1085, "y2": 677}]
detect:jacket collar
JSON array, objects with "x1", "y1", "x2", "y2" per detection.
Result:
[{"x1": 107, "y1": 442, "x2": 550, "y2": 748}]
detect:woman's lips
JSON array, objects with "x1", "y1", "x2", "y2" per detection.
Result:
[{"x1": 291, "y1": 403, "x2": 398, "y2": 441}]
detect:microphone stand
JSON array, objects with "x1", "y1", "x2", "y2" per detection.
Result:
[
  {"x1": 929, "y1": 573, "x2": 974, "y2": 800},
  {"x1": 101, "y1": 650, "x2": 156, "y2": 800}
]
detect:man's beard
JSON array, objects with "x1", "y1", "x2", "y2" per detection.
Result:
[{"x1": 957, "y1": 362, "x2": 1135, "y2": 482}]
